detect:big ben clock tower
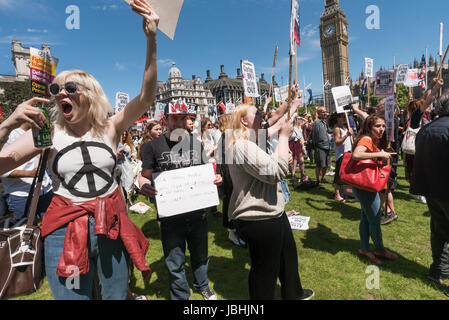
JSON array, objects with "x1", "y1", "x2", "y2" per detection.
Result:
[{"x1": 320, "y1": 0, "x2": 350, "y2": 112}]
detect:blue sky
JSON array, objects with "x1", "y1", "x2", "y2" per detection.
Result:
[{"x1": 0, "y1": 0, "x2": 448, "y2": 105}]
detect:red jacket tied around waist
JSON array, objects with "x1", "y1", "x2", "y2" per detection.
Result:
[{"x1": 40, "y1": 188, "x2": 150, "y2": 277}]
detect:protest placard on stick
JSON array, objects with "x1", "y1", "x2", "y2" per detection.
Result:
[
  {"x1": 29, "y1": 48, "x2": 59, "y2": 97},
  {"x1": 374, "y1": 70, "x2": 395, "y2": 97},
  {"x1": 331, "y1": 85, "x2": 352, "y2": 114}
]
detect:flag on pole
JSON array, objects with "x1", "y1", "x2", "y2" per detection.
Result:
[
  {"x1": 290, "y1": 0, "x2": 300, "y2": 55},
  {"x1": 273, "y1": 45, "x2": 279, "y2": 68},
  {"x1": 307, "y1": 88, "x2": 313, "y2": 105},
  {"x1": 360, "y1": 78, "x2": 368, "y2": 102}
]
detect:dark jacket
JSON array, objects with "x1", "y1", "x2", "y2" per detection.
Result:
[
  {"x1": 411, "y1": 116, "x2": 449, "y2": 198},
  {"x1": 312, "y1": 118, "x2": 331, "y2": 150}
]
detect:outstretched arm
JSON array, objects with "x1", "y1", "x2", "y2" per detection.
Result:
[{"x1": 112, "y1": 0, "x2": 159, "y2": 135}]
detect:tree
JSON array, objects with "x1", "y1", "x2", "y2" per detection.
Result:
[
  {"x1": 0, "y1": 80, "x2": 34, "y2": 118},
  {"x1": 396, "y1": 84, "x2": 410, "y2": 109}
]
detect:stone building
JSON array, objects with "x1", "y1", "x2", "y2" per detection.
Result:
[
  {"x1": 0, "y1": 40, "x2": 55, "y2": 94},
  {"x1": 203, "y1": 64, "x2": 279, "y2": 107},
  {"x1": 152, "y1": 63, "x2": 216, "y2": 117}
]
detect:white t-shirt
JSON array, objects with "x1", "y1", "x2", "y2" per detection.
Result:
[
  {"x1": 49, "y1": 127, "x2": 118, "y2": 204},
  {"x1": 1, "y1": 128, "x2": 53, "y2": 197}
]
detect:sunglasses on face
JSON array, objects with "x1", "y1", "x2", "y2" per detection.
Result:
[{"x1": 49, "y1": 81, "x2": 90, "y2": 96}]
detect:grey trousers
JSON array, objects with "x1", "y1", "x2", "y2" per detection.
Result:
[{"x1": 427, "y1": 197, "x2": 449, "y2": 277}]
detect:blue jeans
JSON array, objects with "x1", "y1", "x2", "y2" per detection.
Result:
[
  {"x1": 353, "y1": 188, "x2": 385, "y2": 252},
  {"x1": 160, "y1": 213, "x2": 210, "y2": 300},
  {"x1": 6, "y1": 190, "x2": 53, "y2": 221},
  {"x1": 44, "y1": 215, "x2": 129, "y2": 300}
]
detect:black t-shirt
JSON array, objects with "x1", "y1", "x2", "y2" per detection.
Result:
[{"x1": 141, "y1": 133, "x2": 207, "y2": 221}]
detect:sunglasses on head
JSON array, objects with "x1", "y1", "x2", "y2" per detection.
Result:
[{"x1": 49, "y1": 81, "x2": 90, "y2": 96}]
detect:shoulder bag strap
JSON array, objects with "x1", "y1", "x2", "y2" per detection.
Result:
[{"x1": 25, "y1": 148, "x2": 51, "y2": 229}]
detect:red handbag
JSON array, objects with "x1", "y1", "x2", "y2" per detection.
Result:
[{"x1": 339, "y1": 152, "x2": 391, "y2": 193}]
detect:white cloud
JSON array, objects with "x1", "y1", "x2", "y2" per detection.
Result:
[
  {"x1": 91, "y1": 4, "x2": 121, "y2": 11},
  {"x1": 27, "y1": 28, "x2": 48, "y2": 33},
  {"x1": 301, "y1": 24, "x2": 318, "y2": 39},
  {"x1": 115, "y1": 62, "x2": 126, "y2": 71},
  {"x1": 158, "y1": 59, "x2": 175, "y2": 67}
]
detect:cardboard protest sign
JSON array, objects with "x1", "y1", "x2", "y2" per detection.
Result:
[
  {"x1": 404, "y1": 68, "x2": 419, "y2": 88},
  {"x1": 115, "y1": 91, "x2": 130, "y2": 114},
  {"x1": 152, "y1": 163, "x2": 219, "y2": 218},
  {"x1": 124, "y1": 0, "x2": 184, "y2": 40},
  {"x1": 384, "y1": 95, "x2": 395, "y2": 142},
  {"x1": 365, "y1": 58, "x2": 374, "y2": 78},
  {"x1": 374, "y1": 70, "x2": 395, "y2": 97},
  {"x1": 395, "y1": 64, "x2": 409, "y2": 84},
  {"x1": 154, "y1": 102, "x2": 166, "y2": 121},
  {"x1": 241, "y1": 60, "x2": 259, "y2": 98},
  {"x1": 29, "y1": 47, "x2": 59, "y2": 96},
  {"x1": 331, "y1": 85, "x2": 352, "y2": 113}
]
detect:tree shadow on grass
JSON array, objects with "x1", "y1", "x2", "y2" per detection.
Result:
[
  {"x1": 301, "y1": 223, "x2": 433, "y2": 285},
  {"x1": 303, "y1": 197, "x2": 361, "y2": 221}
]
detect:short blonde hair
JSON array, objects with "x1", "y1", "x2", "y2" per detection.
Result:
[
  {"x1": 51, "y1": 70, "x2": 112, "y2": 137},
  {"x1": 218, "y1": 114, "x2": 232, "y2": 133}
]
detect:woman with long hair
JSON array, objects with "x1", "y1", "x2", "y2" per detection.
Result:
[
  {"x1": 352, "y1": 114, "x2": 398, "y2": 265},
  {"x1": 328, "y1": 112, "x2": 353, "y2": 203},
  {"x1": 0, "y1": 0, "x2": 159, "y2": 299},
  {"x1": 228, "y1": 103, "x2": 314, "y2": 300},
  {"x1": 138, "y1": 120, "x2": 162, "y2": 160},
  {"x1": 302, "y1": 113, "x2": 314, "y2": 163}
]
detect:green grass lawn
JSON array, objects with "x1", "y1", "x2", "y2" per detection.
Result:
[{"x1": 9, "y1": 158, "x2": 448, "y2": 300}]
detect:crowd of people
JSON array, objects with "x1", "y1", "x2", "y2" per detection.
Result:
[{"x1": 0, "y1": 0, "x2": 448, "y2": 301}]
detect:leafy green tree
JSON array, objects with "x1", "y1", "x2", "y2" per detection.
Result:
[{"x1": 0, "y1": 80, "x2": 34, "y2": 118}]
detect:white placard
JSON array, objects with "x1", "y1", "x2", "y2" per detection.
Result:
[
  {"x1": 287, "y1": 213, "x2": 310, "y2": 231},
  {"x1": 404, "y1": 68, "x2": 419, "y2": 88},
  {"x1": 440, "y1": 22, "x2": 444, "y2": 57},
  {"x1": 395, "y1": 64, "x2": 409, "y2": 84},
  {"x1": 365, "y1": 58, "x2": 374, "y2": 78},
  {"x1": 124, "y1": 0, "x2": 183, "y2": 40},
  {"x1": 331, "y1": 85, "x2": 352, "y2": 113},
  {"x1": 241, "y1": 60, "x2": 260, "y2": 98},
  {"x1": 225, "y1": 102, "x2": 235, "y2": 114},
  {"x1": 384, "y1": 95, "x2": 395, "y2": 142},
  {"x1": 154, "y1": 102, "x2": 166, "y2": 121},
  {"x1": 152, "y1": 163, "x2": 219, "y2": 218},
  {"x1": 274, "y1": 87, "x2": 281, "y2": 102},
  {"x1": 374, "y1": 70, "x2": 395, "y2": 97},
  {"x1": 115, "y1": 91, "x2": 130, "y2": 114}
]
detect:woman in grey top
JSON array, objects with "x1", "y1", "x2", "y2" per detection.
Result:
[{"x1": 227, "y1": 103, "x2": 314, "y2": 300}]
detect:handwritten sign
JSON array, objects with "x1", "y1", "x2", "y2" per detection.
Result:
[
  {"x1": 152, "y1": 163, "x2": 219, "y2": 218},
  {"x1": 331, "y1": 85, "x2": 353, "y2": 114},
  {"x1": 365, "y1": 57, "x2": 374, "y2": 78},
  {"x1": 115, "y1": 92, "x2": 130, "y2": 114},
  {"x1": 395, "y1": 64, "x2": 409, "y2": 84},
  {"x1": 384, "y1": 95, "x2": 395, "y2": 142},
  {"x1": 241, "y1": 60, "x2": 259, "y2": 98},
  {"x1": 287, "y1": 212, "x2": 310, "y2": 230},
  {"x1": 374, "y1": 70, "x2": 395, "y2": 97}
]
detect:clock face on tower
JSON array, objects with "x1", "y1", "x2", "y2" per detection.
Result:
[
  {"x1": 323, "y1": 24, "x2": 336, "y2": 38},
  {"x1": 342, "y1": 24, "x2": 348, "y2": 36}
]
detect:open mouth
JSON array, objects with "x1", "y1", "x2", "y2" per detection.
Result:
[{"x1": 61, "y1": 102, "x2": 73, "y2": 116}]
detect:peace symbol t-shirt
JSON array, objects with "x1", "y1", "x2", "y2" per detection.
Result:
[
  {"x1": 141, "y1": 133, "x2": 207, "y2": 220},
  {"x1": 49, "y1": 127, "x2": 118, "y2": 204}
]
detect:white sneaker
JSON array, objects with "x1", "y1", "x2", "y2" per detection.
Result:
[
  {"x1": 201, "y1": 288, "x2": 217, "y2": 300},
  {"x1": 418, "y1": 196, "x2": 427, "y2": 204}
]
